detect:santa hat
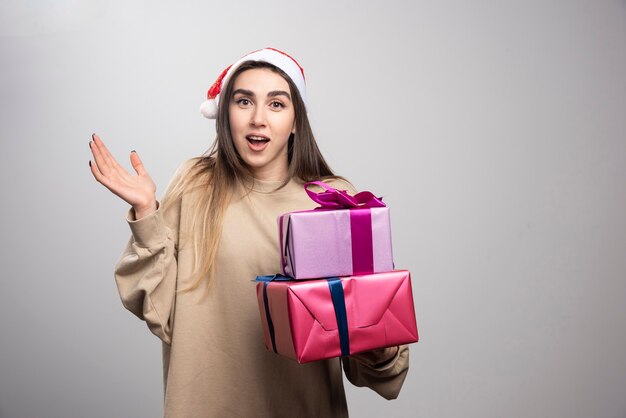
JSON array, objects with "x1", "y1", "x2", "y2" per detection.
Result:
[{"x1": 199, "y1": 47, "x2": 307, "y2": 119}]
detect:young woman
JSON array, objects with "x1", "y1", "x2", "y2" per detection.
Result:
[{"x1": 89, "y1": 48, "x2": 409, "y2": 417}]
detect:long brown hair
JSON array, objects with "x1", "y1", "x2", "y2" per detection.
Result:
[{"x1": 164, "y1": 61, "x2": 338, "y2": 292}]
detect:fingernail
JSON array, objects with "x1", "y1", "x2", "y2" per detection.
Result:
[
  {"x1": 89, "y1": 141, "x2": 92, "y2": 148},
  {"x1": 89, "y1": 160, "x2": 92, "y2": 167},
  {"x1": 92, "y1": 133, "x2": 96, "y2": 140},
  {"x1": 131, "y1": 150, "x2": 136, "y2": 154}
]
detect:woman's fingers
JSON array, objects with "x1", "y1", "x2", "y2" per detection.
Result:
[
  {"x1": 91, "y1": 133, "x2": 127, "y2": 176},
  {"x1": 92, "y1": 133, "x2": 114, "y2": 165},
  {"x1": 130, "y1": 150, "x2": 148, "y2": 176},
  {"x1": 89, "y1": 157, "x2": 116, "y2": 192},
  {"x1": 89, "y1": 135, "x2": 114, "y2": 176},
  {"x1": 88, "y1": 159, "x2": 103, "y2": 183}
]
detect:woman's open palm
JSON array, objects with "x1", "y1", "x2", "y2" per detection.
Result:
[{"x1": 89, "y1": 133, "x2": 157, "y2": 218}]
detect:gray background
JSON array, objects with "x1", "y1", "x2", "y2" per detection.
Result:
[{"x1": 1, "y1": 1, "x2": 625, "y2": 417}]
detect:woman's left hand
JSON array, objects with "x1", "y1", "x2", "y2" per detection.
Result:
[{"x1": 350, "y1": 346, "x2": 399, "y2": 368}]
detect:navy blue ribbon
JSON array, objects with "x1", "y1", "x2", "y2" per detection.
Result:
[
  {"x1": 262, "y1": 281, "x2": 278, "y2": 353},
  {"x1": 256, "y1": 275, "x2": 289, "y2": 353},
  {"x1": 327, "y1": 278, "x2": 350, "y2": 356},
  {"x1": 256, "y1": 275, "x2": 350, "y2": 357}
]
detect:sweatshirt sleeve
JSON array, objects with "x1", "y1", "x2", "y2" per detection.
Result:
[
  {"x1": 114, "y1": 205, "x2": 178, "y2": 344},
  {"x1": 341, "y1": 344, "x2": 410, "y2": 400},
  {"x1": 113, "y1": 161, "x2": 192, "y2": 345}
]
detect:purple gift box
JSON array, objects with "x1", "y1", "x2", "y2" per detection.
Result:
[{"x1": 279, "y1": 181, "x2": 394, "y2": 279}]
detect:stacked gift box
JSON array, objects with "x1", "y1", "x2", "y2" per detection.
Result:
[{"x1": 255, "y1": 181, "x2": 419, "y2": 363}]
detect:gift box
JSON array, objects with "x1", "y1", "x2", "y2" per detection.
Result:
[
  {"x1": 255, "y1": 270, "x2": 418, "y2": 363},
  {"x1": 280, "y1": 181, "x2": 394, "y2": 279}
]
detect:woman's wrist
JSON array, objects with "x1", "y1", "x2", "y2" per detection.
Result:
[{"x1": 133, "y1": 200, "x2": 158, "y2": 220}]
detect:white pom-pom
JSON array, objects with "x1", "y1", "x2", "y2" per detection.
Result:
[{"x1": 199, "y1": 99, "x2": 218, "y2": 119}]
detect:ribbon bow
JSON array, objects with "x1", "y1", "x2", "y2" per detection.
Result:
[{"x1": 304, "y1": 181, "x2": 385, "y2": 209}]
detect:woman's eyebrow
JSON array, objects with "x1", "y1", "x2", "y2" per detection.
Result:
[
  {"x1": 268, "y1": 90, "x2": 292, "y2": 101},
  {"x1": 233, "y1": 88, "x2": 255, "y2": 97}
]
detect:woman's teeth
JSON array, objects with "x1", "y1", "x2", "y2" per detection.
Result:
[{"x1": 247, "y1": 135, "x2": 269, "y2": 143}]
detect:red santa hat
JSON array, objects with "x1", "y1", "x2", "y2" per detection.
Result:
[{"x1": 199, "y1": 47, "x2": 307, "y2": 119}]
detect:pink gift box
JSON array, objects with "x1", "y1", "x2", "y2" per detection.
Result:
[
  {"x1": 256, "y1": 270, "x2": 419, "y2": 363},
  {"x1": 279, "y1": 182, "x2": 394, "y2": 279}
]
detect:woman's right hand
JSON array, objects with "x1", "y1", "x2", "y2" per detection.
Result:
[{"x1": 89, "y1": 133, "x2": 158, "y2": 219}]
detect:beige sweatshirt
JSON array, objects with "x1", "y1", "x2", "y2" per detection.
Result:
[{"x1": 114, "y1": 161, "x2": 410, "y2": 417}]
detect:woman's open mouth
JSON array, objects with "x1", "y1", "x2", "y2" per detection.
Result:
[{"x1": 246, "y1": 135, "x2": 270, "y2": 151}]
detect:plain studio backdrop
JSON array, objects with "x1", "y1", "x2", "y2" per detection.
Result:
[{"x1": 1, "y1": 1, "x2": 625, "y2": 417}]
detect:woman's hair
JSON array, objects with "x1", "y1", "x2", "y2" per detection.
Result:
[{"x1": 164, "y1": 60, "x2": 338, "y2": 292}]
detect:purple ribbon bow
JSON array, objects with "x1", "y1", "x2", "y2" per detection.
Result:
[{"x1": 304, "y1": 181, "x2": 386, "y2": 210}]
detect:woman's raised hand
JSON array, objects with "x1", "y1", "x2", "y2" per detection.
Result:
[{"x1": 89, "y1": 133, "x2": 158, "y2": 219}]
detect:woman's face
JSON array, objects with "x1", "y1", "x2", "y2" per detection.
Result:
[{"x1": 229, "y1": 68, "x2": 296, "y2": 181}]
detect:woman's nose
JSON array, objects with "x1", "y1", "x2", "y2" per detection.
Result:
[{"x1": 251, "y1": 106, "x2": 267, "y2": 126}]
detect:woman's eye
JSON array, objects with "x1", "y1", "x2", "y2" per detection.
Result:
[
  {"x1": 270, "y1": 101, "x2": 285, "y2": 109},
  {"x1": 236, "y1": 98, "x2": 251, "y2": 106}
]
